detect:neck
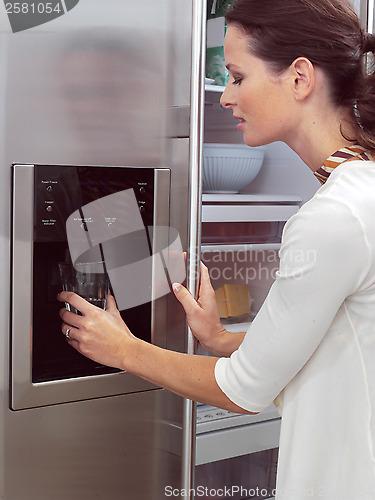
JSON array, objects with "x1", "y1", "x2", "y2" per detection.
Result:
[{"x1": 285, "y1": 104, "x2": 358, "y2": 172}]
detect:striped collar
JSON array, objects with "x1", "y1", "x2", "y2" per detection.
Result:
[{"x1": 314, "y1": 144, "x2": 374, "y2": 185}]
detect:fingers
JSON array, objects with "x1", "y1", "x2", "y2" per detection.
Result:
[
  {"x1": 198, "y1": 262, "x2": 215, "y2": 297},
  {"x1": 172, "y1": 283, "x2": 200, "y2": 315},
  {"x1": 58, "y1": 291, "x2": 119, "y2": 315},
  {"x1": 200, "y1": 261, "x2": 208, "y2": 271},
  {"x1": 58, "y1": 291, "x2": 93, "y2": 315},
  {"x1": 61, "y1": 322, "x2": 80, "y2": 347},
  {"x1": 59, "y1": 306, "x2": 83, "y2": 329},
  {"x1": 172, "y1": 261, "x2": 214, "y2": 309},
  {"x1": 105, "y1": 293, "x2": 120, "y2": 314},
  {"x1": 58, "y1": 292, "x2": 119, "y2": 354},
  {"x1": 200, "y1": 261, "x2": 211, "y2": 283}
]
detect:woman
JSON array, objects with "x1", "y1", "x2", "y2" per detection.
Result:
[{"x1": 59, "y1": 0, "x2": 375, "y2": 498}]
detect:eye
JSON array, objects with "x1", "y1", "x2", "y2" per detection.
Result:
[{"x1": 232, "y1": 75, "x2": 243, "y2": 85}]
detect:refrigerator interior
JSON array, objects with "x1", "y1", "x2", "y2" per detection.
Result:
[{"x1": 196, "y1": 0, "x2": 372, "y2": 497}]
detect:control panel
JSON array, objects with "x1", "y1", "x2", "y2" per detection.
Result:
[{"x1": 34, "y1": 164, "x2": 154, "y2": 242}]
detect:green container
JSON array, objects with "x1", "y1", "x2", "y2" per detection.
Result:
[
  {"x1": 206, "y1": 0, "x2": 234, "y2": 85},
  {"x1": 207, "y1": 0, "x2": 234, "y2": 19},
  {"x1": 206, "y1": 46, "x2": 228, "y2": 86}
]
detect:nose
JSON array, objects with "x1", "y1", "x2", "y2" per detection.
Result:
[{"x1": 220, "y1": 81, "x2": 235, "y2": 109}]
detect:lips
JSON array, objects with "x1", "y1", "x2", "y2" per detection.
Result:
[{"x1": 234, "y1": 115, "x2": 245, "y2": 131}]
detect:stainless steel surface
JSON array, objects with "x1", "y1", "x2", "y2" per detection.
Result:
[
  {"x1": 11, "y1": 165, "x2": 172, "y2": 410},
  {"x1": 5, "y1": 391, "x2": 177, "y2": 500},
  {"x1": 151, "y1": 168, "x2": 171, "y2": 348},
  {"x1": 180, "y1": 0, "x2": 206, "y2": 496},
  {"x1": 1, "y1": 0, "x2": 196, "y2": 498}
]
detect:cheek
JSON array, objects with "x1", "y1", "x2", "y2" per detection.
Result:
[
  {"x1": 237, "y1": 90, "x2": 257, "y2": 116},
  {"x1": 237, "y1": 82, "x2": 270, "y2": 118}
]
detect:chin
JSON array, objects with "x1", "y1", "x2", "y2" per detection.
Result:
[
  {"x1": 243, "y1": 136, "x2": 267, "y2": 148},
  {"x1": 242, "y1": 130, "x2": 277, "y2": 148}
]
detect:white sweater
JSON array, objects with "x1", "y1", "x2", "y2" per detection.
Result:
[{"x1": 215, "y1": 160, "x2": 375, "y2": 500}]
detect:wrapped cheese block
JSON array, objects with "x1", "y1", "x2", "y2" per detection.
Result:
[{"x1": 214, "y1": 284, "x2": 251, "y2": 319}]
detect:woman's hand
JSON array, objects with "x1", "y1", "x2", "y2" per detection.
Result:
[
  {"x1": 173, "y1": 262, "x2": 243, "y2": 357},
  {"x1": 58, "y1": 292, "x2": 135, "y2": 370}
]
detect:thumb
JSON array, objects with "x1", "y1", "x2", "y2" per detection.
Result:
[
  {"x1": 172, "y1": 283, "x2": 200, "y2": 315},
  {"x1": 105, "y1": 293, "x2": 120, "y2": 314}
]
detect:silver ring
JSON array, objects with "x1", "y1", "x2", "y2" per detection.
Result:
[{"x1": 65, "y1": 326, "x2": 72, "y2": 339}]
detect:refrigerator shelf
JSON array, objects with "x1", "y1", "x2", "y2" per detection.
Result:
[
  {"x1": 205, "y1": 83, "x2": 225, "y2": 92},
  {"x1": 202, "y1": 193, "x2": 302, "y2": 203},
  {"x1": 201, "y1": 243, "x2": 281, "y2": 253}
]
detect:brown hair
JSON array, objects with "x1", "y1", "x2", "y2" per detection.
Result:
[{"x1": 225, "y1": 0, "x2": 375, "y2": 150}]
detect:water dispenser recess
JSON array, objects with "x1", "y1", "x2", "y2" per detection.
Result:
[
  {"x1": 11, "y1": 164, "x2": 171, "y2": 410},
  {"x1": 32, "y1": 164, "x2": 156, "y2": 383}
]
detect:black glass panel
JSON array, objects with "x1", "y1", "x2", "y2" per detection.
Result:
[{"x1": 32, "y1": 165, "x2": 154, "y2": 383}]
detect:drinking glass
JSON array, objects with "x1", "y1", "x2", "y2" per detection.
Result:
[{"x1": 58, "y1": 261, "x2": 110, "y2": 314}]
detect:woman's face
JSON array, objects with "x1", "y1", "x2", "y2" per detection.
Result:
[{"x1": 220, "y1": 25, "x2": 295, "y2": 147}]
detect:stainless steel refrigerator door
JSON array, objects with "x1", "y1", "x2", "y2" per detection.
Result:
[{"x1": 0, "y1": 0, "x2": 198, "y2": 498}]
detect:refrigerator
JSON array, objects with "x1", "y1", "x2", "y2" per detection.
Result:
[{"x1": 0, "y1": 1, "x2": 205, "y2": 499}]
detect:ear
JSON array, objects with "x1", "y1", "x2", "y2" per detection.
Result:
[{"x1": 290, "y1": 57, "x2": 315, "y2": 100}]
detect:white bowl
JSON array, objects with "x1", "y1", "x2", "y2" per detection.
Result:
[{"x1": 203, "y1": 143, "x2": 265, "y2": 193}]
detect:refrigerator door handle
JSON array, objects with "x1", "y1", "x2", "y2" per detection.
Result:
[{"x1": 181, "y1": 0, "x2": 207, "y2": 497}]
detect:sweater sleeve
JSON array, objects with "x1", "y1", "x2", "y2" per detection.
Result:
[{"x1": 214, "y1": 200, "x2": 372, "y2": 413}]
